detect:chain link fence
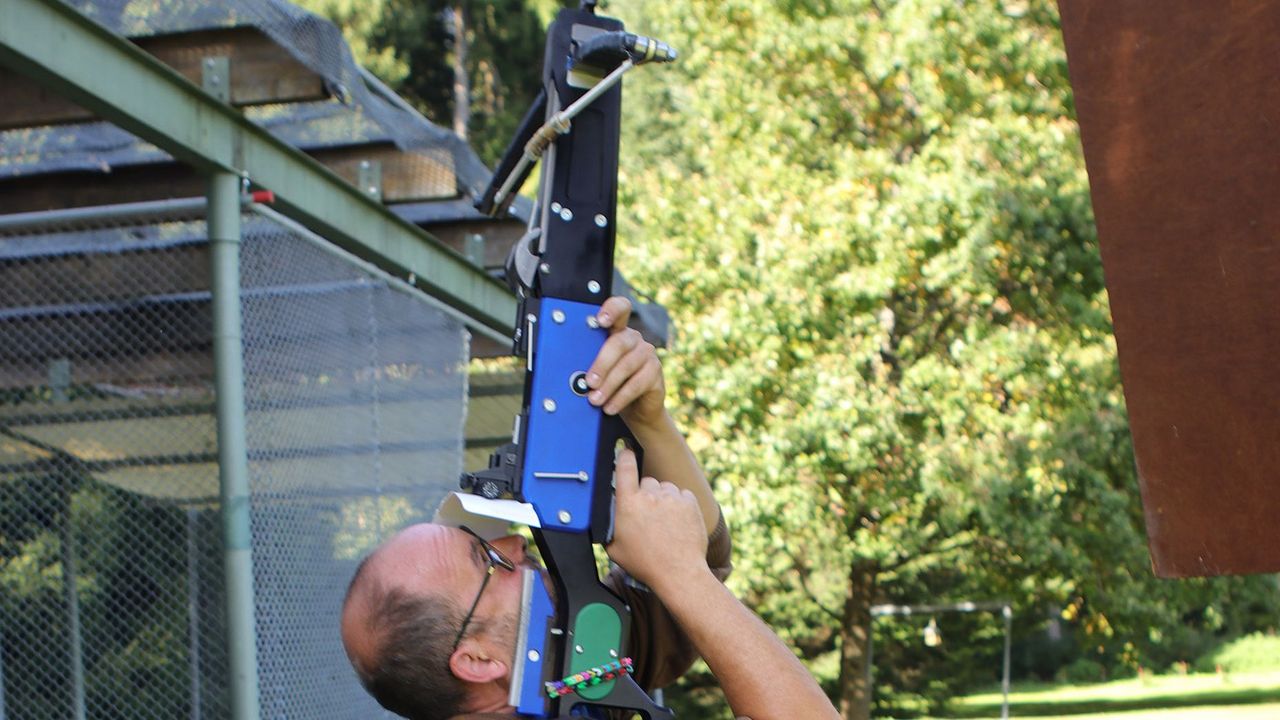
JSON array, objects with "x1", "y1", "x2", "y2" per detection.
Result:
[{"x1": 0, "y1": 205, "x2": 468, "y2": 718}]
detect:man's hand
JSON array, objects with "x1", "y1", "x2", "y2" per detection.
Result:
[
  {"x1": 585, "y1": 296, "x2": 665, "y2": 430},
  {"x1": 607, "y1": 450, "x2": 839, "y2": 720},
  {"x1": 586, "y1": 295, "x2": 720, "y2": 534},
  {"x1": 606, "y1": 449, "x2": 708, "y2": 590}
]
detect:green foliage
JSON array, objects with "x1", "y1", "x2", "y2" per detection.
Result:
[
  {"x1": 0, "y1": 475, "x2": 223, "y2": 719},
  {"x1": 1196, "y1": 633, "x2": 1280, "y2": 674},
  {"x1": 294, "y1": 0, "x2": 574, "y2": 165},
  {"x1": 1057, "y1": 657, "x2": 1107, "y2": 685},
  {"x1": 605, "y1": 0, "x2": 1280, "y2": 714},
  {"x1": 289, "y1": 0, "x2": 411, "y2": 83}
]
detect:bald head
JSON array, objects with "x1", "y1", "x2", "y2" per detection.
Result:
[
  {"x1": 339, "y1": 523, "x2": 534, "y2": 719},
  {"x1": 340, "y1": 523, "x2": 477, "y2": 719},
  {"x1": 342, "y1": 524, "x2": 463, "y2": 672}
]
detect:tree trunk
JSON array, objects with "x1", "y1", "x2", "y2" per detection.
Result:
[
  {"x1": 449, "y1": 4, "x2": 470, "y2": 139},
  {"x1": 838, "y1": 560, "x2": 878, "y2": 720}
]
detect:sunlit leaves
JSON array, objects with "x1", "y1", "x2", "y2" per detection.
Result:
[{"x1": 607, "y1": 0, "x2": 1278, "y2": 713}]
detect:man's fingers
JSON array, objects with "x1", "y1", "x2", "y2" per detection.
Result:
[
  {"x1": 596, "y1": 296, "x2": 632, "y2": 330},
  {"x1": 586, "y1": 328, "x2": 641, "y2": 391},
  {"x1": 638, "y1": 475, "x2": 662, "y2": 494},
  {"x1": 601, "y1": 359, "x2": 660, "y2": 415},
  {"x1": 594, "y1": 343, "x2": 655, "y2": 411}
]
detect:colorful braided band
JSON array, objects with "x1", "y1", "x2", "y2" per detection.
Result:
[{"x1": 545, "y1": 657, "x2": 635, "y2": 699}]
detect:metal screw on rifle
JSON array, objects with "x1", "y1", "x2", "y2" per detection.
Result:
[
  {"x1": 540, "y1": 262, "x2": 551, "y2": 274},
  {"x1": 528, "y1": 650, "x2": 541, "y2": 662},
  {"x1": 587, "y1": 280, "x2": 601, "y2": 294},
  {"x1": 586, "y1": 315, "x2": 600, "y2": 329},
  {"x1": 551, "y1": 202, "x2": 563, "y2": 214},
  {"x1": 594, "y1": 214, "x2": 608, "y2": 228},
  {"x1": 609, "y1": 649, "x2": 618, "y2": 658},
  {"x1": 543, "y1": 399, "x2": 557, "y2": 413},
  {"x1": 560, "y1": 207, "x2": 574, "y2": 222},
  {"x1": 559, "y1": 510, "x2": 573, "y2": 524},
  {"x1": 552, "y1": 310, "x2": 566, "y2": 324},
  {"x1": 575, "y1": 644, "x2": 585, "y2": 654}
]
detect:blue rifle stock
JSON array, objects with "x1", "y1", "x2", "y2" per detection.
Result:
[{"x1": 461, "y1": 4, "x2": 677, "y2": 718}]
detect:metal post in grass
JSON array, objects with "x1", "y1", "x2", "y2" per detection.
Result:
[
  {"x1": 869, "y1": 601, "x2": 1013, "y2": 719},
  {"x1": 209, "y1": 172, "x2": 262, "y2": 720},
  {"x1": 1001, "y1": 604, "x2": 1012, "y2": 720}
]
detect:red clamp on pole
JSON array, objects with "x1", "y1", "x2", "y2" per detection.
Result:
[{"x1": 249, "y1": 190, "x2": 276, "y2": 204}]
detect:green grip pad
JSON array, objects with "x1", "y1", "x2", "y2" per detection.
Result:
[{"x1": 569, "y1": 602, "x2": 623, "y2": 700}]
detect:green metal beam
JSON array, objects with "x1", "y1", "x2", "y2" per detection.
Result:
[{"x1": 0, "y1": 0, "x2": 514, "y2": 340}]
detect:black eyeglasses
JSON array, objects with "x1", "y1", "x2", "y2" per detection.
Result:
[{"x1": 451, "y1": 525, "x2": 517, "y2": 655}]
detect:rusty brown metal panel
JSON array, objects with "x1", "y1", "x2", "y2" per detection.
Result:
[{"x1": 1058, "y1": 0, "x2": 1280, "y2": 577}]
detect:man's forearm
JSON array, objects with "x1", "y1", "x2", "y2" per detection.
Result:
[
  {"x1": 652, "y1": 568, "x2": 840, "y2": 720},
  {"x1": 627, "y1": 410, "x2": 719, "y2": 534}
]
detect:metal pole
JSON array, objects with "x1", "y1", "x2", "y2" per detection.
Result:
[
  {"x1": 869, "y1": 601, "x2": 1014, "y2": 719},
  {"x1": 62, "y1": 491, "x2": 85, "y2": 720},
  {"x1": 0, "y1": 619, "x2": 6, "y2": 720},
  {"x1": 865, "y1": 618, "x2": 874, "y2": 717},
  {"x1": 187, "y1": 508, "x2": 203, "y2": 720},
  {"x1": 1001, "y1": 605, "x2": 1013, "y2": 720},
  {"x1": 209, "y1": 172, "x2": 262, "y2": 720},
  {"x1": 51, "y1": 359, "x2": 85, "y2": 720},
  {"x1": 0, "y1": 197, "x2": 209, "y2": 233}
]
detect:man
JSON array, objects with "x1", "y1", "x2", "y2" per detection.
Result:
[{"x1": 341, "y1": 296, "x2": 730, "y2": 719}]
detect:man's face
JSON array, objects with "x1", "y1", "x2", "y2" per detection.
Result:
[
  {"x1": 444, "y1": 527, "x2": 537, "y2": 650},
  {"x1": 346, "y1": 523, "x2": 540, "y2": 663}
]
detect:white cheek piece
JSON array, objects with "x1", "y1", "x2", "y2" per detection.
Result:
[{"x1": 432, "y1": 491, "x2": 542, "y2": 540}]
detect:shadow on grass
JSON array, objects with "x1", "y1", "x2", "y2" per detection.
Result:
[{"x1": 948, "y1": 686, "x2": 1280, "y2": 718}]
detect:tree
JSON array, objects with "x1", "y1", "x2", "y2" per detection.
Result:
[
  {"x1": 294, "y1": 0, "x2": 572, "y2": 165},
  {"x1": 610, "y1": 1, "x2": 1278, "y2": 717}
]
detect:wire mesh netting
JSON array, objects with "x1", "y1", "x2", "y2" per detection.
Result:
[{"x1": 0, "y1": 207, "x2": 468, "y2": 718}]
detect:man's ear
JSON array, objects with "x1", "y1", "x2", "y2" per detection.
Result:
[{"x1": 449, "y1": 640, "x2": 510, "y2": 685}]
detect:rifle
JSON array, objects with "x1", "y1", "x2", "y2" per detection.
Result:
[{"x1": 452, "y1": 3, "x2": 678, "y2": 718}]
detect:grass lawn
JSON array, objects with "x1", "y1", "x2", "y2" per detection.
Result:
[
  {"x1": 940, "y1": 670, "x2": 1280, "y2": 718},
  {"x1": 929, "y1": 702, "x2": 1280, "y2": 719}
]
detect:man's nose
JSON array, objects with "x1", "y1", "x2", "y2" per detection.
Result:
[{"x1": 492, "y1": 534, "x2": 527, "y2": 563}]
